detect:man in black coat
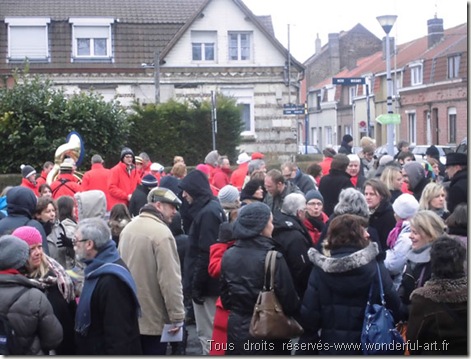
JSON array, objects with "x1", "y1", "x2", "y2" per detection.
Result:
[
  {"x1": 179, "y1": 169, "x2": 226, "y2": 355},
  {"x1": 128, "y1": 174, "x2": 158, "y2": 217},
  {"x1": 444, "y1": 152, "x2": 468, "y2": 213},
  {"x1": 272, "y1": 193, "x2": 313, "y2": 298},
  {"x1": 338, "y1": 134, "x2": 353, "y2": 154},
  {"x1": 74, "y1": 217, "x2": 142, "y2": 355},
  {"x1": 318, "y1": 154, "x2": 353, "y2": 216}
]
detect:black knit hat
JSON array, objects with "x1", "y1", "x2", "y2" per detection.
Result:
[
  {"x1": 141, "y1": 174, "x2": 158, "y2": 188},
  {"x1": 233, "y1": 202, "x2": 271, "y2": 239},
  {"x1": 425, "y1": 145, "x2": 440, "y2": 158},
  {"x1": 120, "y1": 147, "x2": 135, "y2": 162},
  {"x1": 240, "y1": 179, "x2": 263, "y2": 201},
  {"x1": 342, "y1": 134, "x2": 353, "y2": 143}
]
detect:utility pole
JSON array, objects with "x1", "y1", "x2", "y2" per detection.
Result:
[
  {"x1": 211, "y1": 90, "x2": 217, "y2": 151},
  {"x1": 154, "y1": 50, "x2": 160, "y2": 104},
  {"x1": 287, "y1": 24, "x2": 291, "y2": 105}
]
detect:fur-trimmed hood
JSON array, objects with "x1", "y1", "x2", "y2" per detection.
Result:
[
  {"x1": 308, "y1": 241, "x2": 378, "y2": 273},
  {"x1": 411, "y1": 276, "x2": 467, "y2": 303}
]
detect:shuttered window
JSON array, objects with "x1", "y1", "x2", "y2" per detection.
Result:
[{"x1": 6, "y1": 17, "x2": 50, "y2": 61}]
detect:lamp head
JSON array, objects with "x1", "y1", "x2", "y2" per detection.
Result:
[{"x1": 376, "y1": 15, "x2": 398, "y2": 35}]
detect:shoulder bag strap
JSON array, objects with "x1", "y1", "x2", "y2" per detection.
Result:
[
  {"x1": 376, "y1": 262, "x2": 386, "y2": 305},
  {"x1": 269, "y1": 251, "x2": 277, "y2": 291},
  {"x1": 263, "y1": 251, "x2": 272, "y2": 290},
  {"x1": 3, "y1": 287, "x2": 29, "y2": 314}
]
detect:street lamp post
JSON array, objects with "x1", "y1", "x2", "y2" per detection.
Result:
[{"x1": 377, "y1": 15, "x2": 397, "y2": 156}]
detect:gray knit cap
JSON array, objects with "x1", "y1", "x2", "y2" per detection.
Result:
[
  {"x1": 218, "y1": 185, "x2": 240, "y2": 205},
  {"x1": 233, "y1": 202, "x2": 271, "y2": 239},
  {"x1": 204, "y1": 150, "x2": 220, "y2": 167},
  {"x1": 0, "y1": 235, "x2": 30, "y2": 270},
  {"x1": 305, "y1": 189, "x2": 324, "y2": 204}
]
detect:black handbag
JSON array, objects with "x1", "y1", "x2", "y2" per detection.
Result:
[{"x1": 249, "y1": 250, "x2": 304, "y2": 339}]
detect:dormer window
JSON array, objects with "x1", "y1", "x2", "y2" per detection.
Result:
[
  {"x1": 5, "y1": 17, "x2": 50, "y2": 62},
  {"x1": 69, "y1": 17, "x2": 114, "y2": 62},
  {"x1": 409, "y1": 62, "x2": 423, "y2": 86}
]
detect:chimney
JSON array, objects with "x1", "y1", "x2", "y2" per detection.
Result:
[
  {"x1": 315, "y1": 33, "x2": 321, "y2": 54},
  {"x1": 328, "y1": 33, "x2": 340, "y2": 74},
  {"x1": 427, "y1": 16, "x2": 444, "y2": 48},
  {"x1": 381, "y1": 36, "x2": 395, "y2": 60}
]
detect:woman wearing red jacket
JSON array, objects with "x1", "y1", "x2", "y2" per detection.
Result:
[{"x1": 208, "y1": 222, "x2": 235, "y2": 355}]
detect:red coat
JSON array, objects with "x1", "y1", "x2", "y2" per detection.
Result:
[
  {"x1": 35, "y1": 170, "x2": 49, "y2": 188},
  {"x1": 50, "y1": 173, "x2": 82, "y2": 199},
  {"x1": 81, "y1": 163, "x2": 113, "y2": 211},
  {"x1": 20, "y1": 178, "x2": 39, "y2": 196},
  {"x1": 211, "y1": 167, "x2": 231, "y2": 191},
  {"x1": 230, "y1": 163, "x2": 249, "y2": 191},
  {"x1": 319, "y1": 157, "x2": 333, "y2": 176},
  {"x1": 108, "y1": 162, "x2": 140, "y2": 208},
  {"x1": 209, "y1": 241, "x2": 235, "y2": 356}
]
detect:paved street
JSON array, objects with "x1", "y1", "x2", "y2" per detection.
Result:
[{"x1": 165, "y1": 323, "x2": 201, "y2": 355}]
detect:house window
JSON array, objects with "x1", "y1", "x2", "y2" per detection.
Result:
[
  {"x1": 325, "y1": 126, "x2": 333, "y2": 146},
  {"x1": 348, "y1": 87, "x2": 356, "y2": 105},
  {"x1": 228, "y1": 32, "x2": 251, "y2": 61},
  {"x1": 407, "y1": 112, "x2": 417, "y2": 144},
  {"x1": 221, "y1": 87, "x2": 254, "y2": 134},
  {"x1": 5, "y1": 17, "x2": 50, "y2": 61},
  {"x1": 448, "y1": 107, "x2": 457, "y2": 143},
  {"x1": 410, "y1": 64, "x2": 423, "y2": 86},
  {"x1": 447, "y1": 55, "x2": 460, "y2": 79},
  {"x1": 237, "y1": 103, "x2": 251, "y2": 132},
  {"x1": 191, "y1": 31, "x2": 216, "y2": 61},
  {"x1": 69, "y1": 17, "x2": 114, "y2": 61}
]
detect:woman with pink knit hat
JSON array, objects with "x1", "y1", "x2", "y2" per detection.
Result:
[{"x1": 12, "y1": 226, "x2": 77, "y2": 355}]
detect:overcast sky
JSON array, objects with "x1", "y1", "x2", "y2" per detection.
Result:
[{"x1": 242, "y1": 0, "x2": 468, "y2": 63}]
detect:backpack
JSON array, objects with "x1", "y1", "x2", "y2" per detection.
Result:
[
  {"x1": 0, "y1": 287, "x2": 29, "y2": 355},
  {"x1": 361, "y1": 262, "x2": 404, "y2": 355}
]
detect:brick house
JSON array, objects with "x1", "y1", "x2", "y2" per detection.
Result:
[
  {"x1": 0, "y1": 0, "x2": 305, "y2": 162},
  {"x1": 304, "y1": 17, "x2": 467, "y2": 149}
]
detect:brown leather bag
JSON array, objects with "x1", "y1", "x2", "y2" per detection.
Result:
[{"x1": 249, "y1": 250, "x2": 304, "y2": 339}]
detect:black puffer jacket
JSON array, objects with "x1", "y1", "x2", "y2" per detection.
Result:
[
  {"x1": 0, "y1": 274, "x2": 63, "y2": 354},
  {"x1": 272, "y1": 211, "x2": 313, "y2": 298},
  {"x1": 180, "y1": 170, "x2": 226, "y2": 299},
  {"x1": 300, "y1": 242, "x2": 401, "y2": 355},
  {"x1": 368, "y1": 200, "x2": 396, "y2": 254},
  {"x1": 220, "y1": 236, "x2": 299, "y2": 355}
]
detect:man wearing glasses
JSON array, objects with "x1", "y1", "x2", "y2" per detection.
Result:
[{"x1": 73, "y1": 217, "x2": 142, "y2": 354}]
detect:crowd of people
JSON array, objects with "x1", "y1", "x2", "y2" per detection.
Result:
[{"x1": 0, "y1": 138, "x2": 467, "y2": 355}]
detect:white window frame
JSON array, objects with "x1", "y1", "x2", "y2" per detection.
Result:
[
  {"x1": 410, "y1": 63, "x2": 423, "y2": 86},
  {"x1": 325, "y1": 126, "x2": 333, "y2": 146},
  {"x1": 447, "y1": 55, "x2": 460, "y2": 79},
  {"x1": 69, "y1": 17, "x2": 114, "y2": 61},
  {"x1": 228, "y1": 32, "x2": 252, "y2": 62},
  {"x1": 191, "y1": 31, "x2": 216, "y2": 62},
  {"x1": 5, "y1": 17, "x2": 50, "y2": 61},
  {"x1": 407, "y1": 111, "x2": 417, "y2": 144},
  {"x1": 348, "y1": 86, "x2": 356, "y2": 105},
  {"x1": 220, "y1": 87, "x2": 255, "y2": 135},
  {"x1": 448, "y1": 107, "x2": 457, "y2": 143}
]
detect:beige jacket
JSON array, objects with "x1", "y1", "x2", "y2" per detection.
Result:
[{"x1": 118, "y1": 211, "x2": 185, "y2": 335}]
